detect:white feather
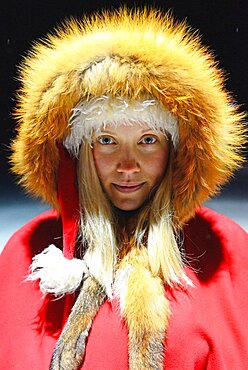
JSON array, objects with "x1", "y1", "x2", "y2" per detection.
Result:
[{"x1": 27, "y1": 245, "x2": 89, "y2": 296}]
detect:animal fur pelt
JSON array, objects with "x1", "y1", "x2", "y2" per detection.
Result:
[
  {"x1": 114, "y1": 247, "x2": 171, "y2": 370},
  {"x1": 50, "y1": 248, "x2": 170, "y2": 370},
  {"x1": 11, "y1": 8, "x2": 246, "y2": 227},
  {"x1": 50, "y1": 277, "x2": 106, "y2": 369}
]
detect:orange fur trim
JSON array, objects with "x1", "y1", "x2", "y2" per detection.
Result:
[
  {"x1": 115, "y1": 247, "x2": 170, "y2": 369},
  {"x1": 11, "y1": 8, "x2": 246, "y2": 225}
]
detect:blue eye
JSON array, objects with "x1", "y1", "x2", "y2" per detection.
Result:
[
  {"x1": 141, "y1": 136, "x2": 157, "y2": 144},
  {"x1": 98, "y1": 136, "x2": 115, "y2": 145}
]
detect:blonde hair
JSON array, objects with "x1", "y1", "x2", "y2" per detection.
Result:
[
  {"x1": 78, "y1": 140, "x2": 187, "y2": 298},
  {"x1": 78, "y1": 143, "x2": 117, "y2": 297}
]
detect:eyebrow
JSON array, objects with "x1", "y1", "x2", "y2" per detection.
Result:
[
  {"x1": 97, "y1": 129, "x2": 115, "y2": 135},
  {"x1": 97, "y1": 127, "x2": 158, "y2": 134}
]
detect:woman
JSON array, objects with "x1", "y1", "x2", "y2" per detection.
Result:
[{"x1": 0, "y1": 8, "x2": 248, "y2": 370}]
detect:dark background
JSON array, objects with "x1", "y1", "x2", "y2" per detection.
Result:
[{"x1": 0, "y1": 0, "x2": 247, "y2": 248}]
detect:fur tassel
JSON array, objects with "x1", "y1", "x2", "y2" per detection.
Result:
[
  {"x1": 28, "y1": 245, "x2": 89, "y2": 296},
  {"x1": 115, "y1": 248, "x2": 171, "y2": 370},
  {"x1": 50, "y1": 277, "x2": 106, "y2": 369}
]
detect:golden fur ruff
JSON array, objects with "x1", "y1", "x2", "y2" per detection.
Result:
[{"x1": 11, "y1": 8, "x2": 245, "y2": 226}]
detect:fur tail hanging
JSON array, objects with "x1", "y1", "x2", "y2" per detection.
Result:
[
  {"x1": 114, "y1": 247, "x2": 171, "y2": 370},
  {"x1": 27, "y1": 245, "x2": 89, "y2": 296},
  {"x1": 50, "y1": 277, "x2": 106, "y2": 370}
]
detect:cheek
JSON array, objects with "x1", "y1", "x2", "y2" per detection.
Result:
[
  {"x1": 93, "y1": 151, "x2": 113, "y2": 181},
  {"x1": 144, "y1": 148, "x2": 170, "y2": 182}
]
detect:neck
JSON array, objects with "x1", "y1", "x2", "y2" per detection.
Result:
[{"x1": 113, "y1": 206, "x2": 141, "y2": 229}]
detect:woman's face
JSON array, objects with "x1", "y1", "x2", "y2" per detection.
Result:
[{"x1": 92, "y1": 123, "x2": 170, "y2": 211}]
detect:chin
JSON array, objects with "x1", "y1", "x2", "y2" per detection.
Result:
[
  {"x1": 112, "y1": 200, "x2": 145, "y2": 212},
  {"x1": 115, "y1": 204, "x2": 138, "y2": 212},
  {"x1": 110, "y1": 195, "x2": 150, "y2": 212}
]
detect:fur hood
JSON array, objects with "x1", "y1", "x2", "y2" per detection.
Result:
[{"x1": 11, "y1": 8, "x2": 245, "y2": 226}]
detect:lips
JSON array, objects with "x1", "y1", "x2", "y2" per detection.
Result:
[{"x1": 113, "y1": 182, "x2": 144, "y2": 193}]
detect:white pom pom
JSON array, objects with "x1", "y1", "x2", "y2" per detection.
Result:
[{"x1": 27, "y1": 245, "x2": 89, "y2": 296}]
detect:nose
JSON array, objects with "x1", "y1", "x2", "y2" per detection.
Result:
[{"x1": 116, "y1": 148, "x2": 140, "y2": 174}]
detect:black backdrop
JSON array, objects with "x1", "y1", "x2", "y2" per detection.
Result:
[{"x1": 1, "y1": 0, "x2": 248, "y2": 191}]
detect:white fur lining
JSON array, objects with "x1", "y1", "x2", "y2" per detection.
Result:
[
  {"x1": 64, "y1": 95, "x2": 178, "y2": 157},
  {"x1": 27, "y1": 245, "x2": 89, "y2": 296}
]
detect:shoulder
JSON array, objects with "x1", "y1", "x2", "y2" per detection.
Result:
[
  {"x1": 0, "y1": 210, "x2": 62, "y2": 271},
  {"x1": 186, "y1": 205, "x2": 248, "y2": 246},
  {"x1": 166, "y1": 207, "x2": 248, "y2": 368},
  {"x1": 0, "y1": 209, "x2": 63, "y2": 313},
  {"x1": 194, "y1": 206, "x2": 247, "y2": 247},
  {"x1": 184, "y1": 206, "x2": 248, "y2": 281},
  {"x1": 0, "y1": 210, "x2": 63, "y2": 369}
]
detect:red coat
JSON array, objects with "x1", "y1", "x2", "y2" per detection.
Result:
[{"x1": 0, "y1": 207, "x2": 248, "y2": 369}]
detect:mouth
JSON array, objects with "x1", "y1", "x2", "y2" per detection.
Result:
[{"x1": 113, "y1": 182, "x2": 144, "y2": 193}]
